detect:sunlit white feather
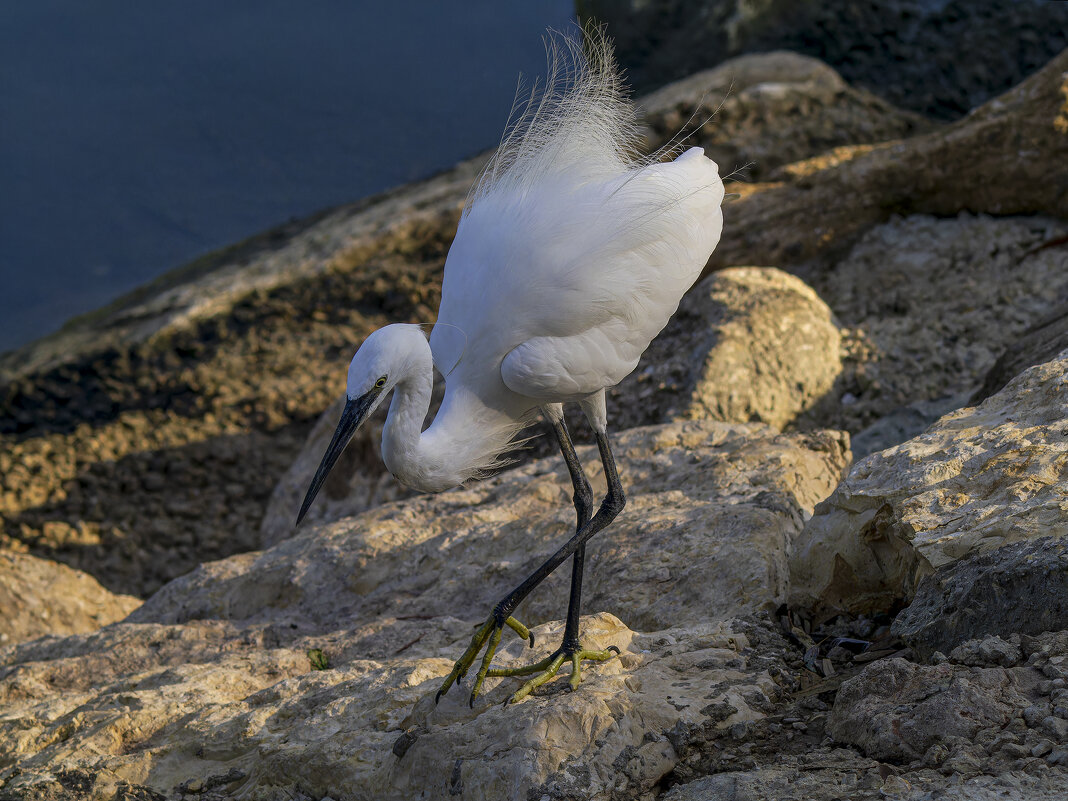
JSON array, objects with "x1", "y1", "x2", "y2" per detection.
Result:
[{"x1": 347, "y1": 30, "x2": 724, "y2": 492}]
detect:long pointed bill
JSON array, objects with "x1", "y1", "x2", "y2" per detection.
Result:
[{"x1": 296, "y1": 391, "x2": 379, "y2": 526}]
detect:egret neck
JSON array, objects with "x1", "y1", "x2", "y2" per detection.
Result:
[{"x1": 379, "y1": 328, "x2": 527, "y2": 493}]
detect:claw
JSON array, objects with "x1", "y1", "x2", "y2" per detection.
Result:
[
  {"x1": 435, "y1": 613, "x2": 536, "y2": 704},
  {"x1": 489, "y1": 643, "x2": 622, "y2": 703}
]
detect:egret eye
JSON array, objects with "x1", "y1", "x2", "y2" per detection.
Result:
[{"x1": 375, "y1": 376, "x2": 387, "y2": 388}]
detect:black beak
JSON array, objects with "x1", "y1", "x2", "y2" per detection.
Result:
[{"x1": 296, "y1": 390, "x2": 379, "y2": 526}]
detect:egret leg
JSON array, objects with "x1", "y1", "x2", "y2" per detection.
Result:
[
  {"x1": 484, "y1": 412, "x2": 619, "y2": 703},
  {"x1": 435, "y1": 420, "x2": 626, "y2": 705}
]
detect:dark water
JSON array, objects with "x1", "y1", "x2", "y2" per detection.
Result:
[{"x1": 0, "y1": 1, "x2": 575, "y2": 353}]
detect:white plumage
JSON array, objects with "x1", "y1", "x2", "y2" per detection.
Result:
[
  {"x1": 298, "y1": 28, "x2": 726, "y2": 705},
  {"x1": 364, "y1": 32, "x2": 721, "y2": 491}
]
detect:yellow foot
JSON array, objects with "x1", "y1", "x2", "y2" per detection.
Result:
[
  {"x1": 488, "y1": 643, "x2": 620, "y2": 703},
  {"x1": 435, "y1": 615, "x2": 533, "y2": 707}
]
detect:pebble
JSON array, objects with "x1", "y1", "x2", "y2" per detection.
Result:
[{"x1": 1031, "y1": 739, "x2": 1054, "y2": 758}]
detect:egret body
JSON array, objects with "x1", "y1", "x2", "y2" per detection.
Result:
[{"x1": 298, "y1": 31, "x2": 724, "y2": 705}]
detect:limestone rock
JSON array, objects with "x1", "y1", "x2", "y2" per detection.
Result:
[
  {"x1": 0, "y1": 614, "x2": 785, "y2": 801},
  {"x1": 892, "y1": 538, "x2": 1068, "y2": 660},
  {"x1": 0, "y1": 550, "x2": 139, "y2": 646},
  {"x1": 637, "y1": 51, "x2": 932, "y2": 181},
  {"x1": 973, "y1": 302, "x2": 1068, "y2": 405},
  {"x1": 0, "y1": 420, "x2": 848, "y2": 800},
  {"x1": 159, "y1": 421, "x2": 849, "y2": 635},
  {"x1": 789, "y1": 349, "x2": 1068, "y2": 618},
  {"x1": 629, "y1": 267, "x2": 841, "y2": 430},
  {"x1": 799, "y1": 214, "x2": 1068, "y2": 437},
  {"x1": 707, "y1": 49, "x2": 1068, "y2": 275},
  {"x1": 664, "y1": 766, "x2": 1068, "y2": 801},
  {"x1": 829, "y1": 630, "x2": 1068, "y2": 784},
  {"x1": 830, "y1": 658, "x2": 1025, "y2": 762},
  {"x1": 849, "y1": 393, "x2": 971, "y2": 461}
]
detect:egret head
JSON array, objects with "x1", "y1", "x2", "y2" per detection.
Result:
[{"x1": 296, "y1": 324, "x2": 428, "y2": 525}]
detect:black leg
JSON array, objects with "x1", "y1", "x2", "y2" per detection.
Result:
[
  {"x1": 435, "y1": 425, "x2": 627, "y2": 705},
  {"x1": 494, "y1": 429, "x2": 625, "y2": 622},
  {"x1": 546, "y1": 412, "x2": 593, "y2": 652}
]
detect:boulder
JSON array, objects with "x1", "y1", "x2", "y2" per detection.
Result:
[
  {"x1": 0, "y1": 550, "x2": 140, "y2": 645},
  {"x1": 829, "y1": 631, "x2": 1068, "y2": 782},
  {"x1": 892, "y1": 538, "x2": 1068, "y2": 660},
  {"x1": 637, "y1": 51, "x2": 932, "y2": 181},
  {"x1": 0, "y1": 420, "x2": 848, "y2": 799},
  {"x1": 789, "y1": 348, "x2": 1068, "y2": 619},
  {"x1": 164, "y1": 420, "x2": 849, "y2": 634},
  {"x1": 707, "y1": 49, "x2": 1068, "y2": 275},
  {"x1": 623, "y1": 267, "x2": 841, "y2": 431}
]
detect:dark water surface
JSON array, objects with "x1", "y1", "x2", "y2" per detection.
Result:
[{"x1": 0, "y1": 1, "x2": 575, "y2": 352}]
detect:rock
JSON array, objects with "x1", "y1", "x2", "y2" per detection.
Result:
[
  {"x1": 637, "y1": 51, "x2": 932, "y2": 181},
  {"x1": 823, "y1": 629, "x2": 1068, "y2": 793},
  {"x1": 661, "y1": 749, "x2": 885, "y2": 801},
  {"x1": 790, "y1": 348, "x2": 1068, "y2": 618},
  {"x1": 829, "y1": 658, "x2": 1030, "y2": 763},
  {"x1": 893, "y1": 539, "x2": 1068, "y2": 660},
  {"x1": 0, "y1": 550, "x2": 139, "y2": 645},
  {"x1": 707, "y1": 50, "x2": 1068, "y2": 276},
  {"x1": 646, "y1": 267, "x2": 841, "y2": 429},
  {"x1": 799, "y1": 214, "x2": 1068, "y2": 437},
  {"x1": 849, "y1": 393, "x2": 971, "y2": 461},
  {"x1": 947, "y1": 636, "x2": 1023, "y2": 669},
  {"x1": 972, "y1": 302, "x2": 1068, "y2": 405},
  {"x1": 584, "y1": 0, "x2": 1068, "y2": 119},
  {"x1": 0, "y1": 420, "x2": 849, "y2": 799},
  {"x1": 0, "y1": 614, "x2": 784, "y2": 801},
  {"x1": 156, "y1": 421, "x2": 849, "y2": 634}
]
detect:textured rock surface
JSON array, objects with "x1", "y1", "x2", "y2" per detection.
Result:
[
  {"x1": 848, "y1": 393, "x2": 971, "y2": 462},
  {"x1": 169, "y1": 421, "x2": 849, "y2": 635},
  {"x1": 708, "y1": 50, "x2": 1068, "y2": 274},
  {"x1": 790, "y1": 349, "x2": 1068, "y2": 618},
  {"x1": 892, "y1": 538, "x2": 1068, "y2": 660},
  {"x1": 637, "y1": 51, "x2": 931, "y2": 181},
  {"x1": 798, "y1": 214, "x2": 1068, "y2": 437},
  {"x1": 0, "y1": 420, "x2": 848, "y2": 799},
  {"x1": 641, "y1": 267, "x2": 841, "y2": 429},
  {"x1": 0, "y1": 551, "x2": 139, "y2": 646},
  {"x1": 261, "y1": 267, "x2": 842, "y2": 546},
  {"x1": 664, "y1": 766, "x2": 1068, "y2": 801},
  {"x1": 973, "y1": 302, "x2": 1068, "y2": 405},
  {"x1": 829, "y1": 631, "x2": 1068, "y2": 783},
  {"x1": 584, "y1": 0, "x2": 1068, "y2": 119}
]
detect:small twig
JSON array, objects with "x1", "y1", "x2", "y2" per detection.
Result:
[{"x1": 394, "y1": 634, "x2": 425, "y2": 655}]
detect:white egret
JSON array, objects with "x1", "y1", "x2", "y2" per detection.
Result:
[{"x1": 297, "y1": 29, "x2": 724, "y2": 705}]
